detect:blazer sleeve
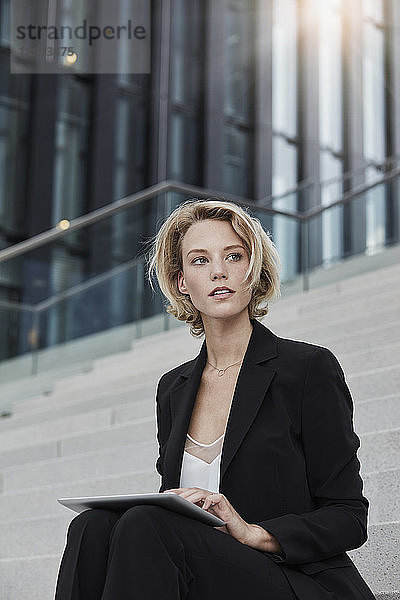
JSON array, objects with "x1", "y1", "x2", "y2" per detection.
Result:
[
  {"x1": 155, "y1": 374, "x2": 171, "y2": 493},
  {"x1": 255, "y1": 346, "x2": 369, "y2": 565}
]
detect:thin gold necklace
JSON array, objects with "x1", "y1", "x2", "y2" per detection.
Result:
[{"x1": 207, "y1": 358, "x2": 244, "y2": 377}]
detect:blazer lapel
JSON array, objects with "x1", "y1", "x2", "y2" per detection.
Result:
[{"x1": 164, "y1": 318, "x2": 278, "y2": 489}]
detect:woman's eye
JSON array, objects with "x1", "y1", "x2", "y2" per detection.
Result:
[{"x1": 192, "y1": 253, "x2": 242, "y2": 265}]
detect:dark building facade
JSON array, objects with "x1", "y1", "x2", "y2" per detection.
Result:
[{"x1": 0, "y1": 0, "x2": 399, "y2": 358}]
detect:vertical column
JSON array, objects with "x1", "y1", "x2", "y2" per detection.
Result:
[
  {"x1": 26, "y1": 75, "x2": 58, "y2": 236},
  {"x1": 87, "y1": 75, "x2": 117, "y2": 275},
  {"x1": 298, "y1": 0, "x2": 321, "y2": 268},
  {"x1": 204, "y1": 0, "x2": 226, "y2": 190},
  {"x1": 386, "y1": 0, "x2": 400, "y2": 243},
  {"x1": 24, "y1": 74, "x2": 58, "y2": 308},
  {"x1": 89, "y1": 75, "x2": 117, "y2": 212},
  {"x1": 342, "y1": 0, "x2": 366, "y2": 256},
  {"x1": 151, "y1": 0, "x2": 171, "y2": 183},
  {"x1": 254, "y1": 0, "x2": 273, "y2": 202},
  {"x1": 388, "y1": 0, "x2": 400, "y2": 159}
]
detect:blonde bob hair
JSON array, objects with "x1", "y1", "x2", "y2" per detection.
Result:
[{"x1": 146, "y1": 198, "x2": 281, "y2": 338}]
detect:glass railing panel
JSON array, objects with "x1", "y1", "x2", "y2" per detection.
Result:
[
  {"x1": 304, "y1": 175, "x2": 399, "y2": 290},
  {"x1": 0, "y1": 302, "x2": 35, "y2": 369},
  {"x1": 249, "y1": 202, "x2": 302, "y2": 297}
]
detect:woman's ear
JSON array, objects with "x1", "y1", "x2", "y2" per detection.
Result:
[{"x1": 177, "y1": 270, "x2": 187, "y2": 294}]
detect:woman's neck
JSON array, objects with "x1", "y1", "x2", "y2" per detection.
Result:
[{"x1": 202, "y1": 315, "x2": 253, "y2": 369}]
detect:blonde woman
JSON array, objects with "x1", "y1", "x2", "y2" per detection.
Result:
[{"x1": 55, "y1": 198, "x2": 376, "y2": 600}]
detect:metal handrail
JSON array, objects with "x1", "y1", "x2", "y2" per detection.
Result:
[
  {"x1": 0, "y1": 255, "x2": 144, "y2": 312},
  {"x1": 0, "y1": 165, "x2": 398, "y2": 313},
  {"x1": 1, "y1": 165, "x2": 399, "y2": 264},
  {"x1": 303, "y1": 166, "x2": 400, "y2": 219}
]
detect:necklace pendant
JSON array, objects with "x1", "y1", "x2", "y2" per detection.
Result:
[{"x1": 217, "y1": 369, "x2": 225, "y2": 377}]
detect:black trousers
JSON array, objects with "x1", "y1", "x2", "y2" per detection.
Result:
[{"x1": 54, "y1": 505, "x2": 297, "y2": 600}]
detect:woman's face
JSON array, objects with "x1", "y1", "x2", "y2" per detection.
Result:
[{"x1": 177, "y1": 219, "x2": 253, "y2": 321}]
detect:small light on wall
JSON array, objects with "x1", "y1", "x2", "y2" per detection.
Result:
[
  {"x1": 57, "y1": 219, "x2": 71, "y2": 231},
  {"x1": 64, "y1": 52, "x2": 78, "y2": 67}
]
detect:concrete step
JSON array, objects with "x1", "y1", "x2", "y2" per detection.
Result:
[
  {"x1": 0, "y1": 398, "x2": 156, "y2": 466},
  {"x1": 358, "y1": 428, "x2": 400, "y2": 473},
  {"x1": 0, "y1": 394, "x2": 394, "y2": 464},
  {"x1": 347, "y1": 364, "x2": 400, "y2": 401},
  {"x1": 0, "y1": 406, "x2": 115, "y2": 452},
  {"x1": 0, "y1": 514, "x2": 72, "y2": 560},
  {"x1": 274, "y1": 265, "x2": 400, "y2": 313},
  {"x1": 354, "y1": 395, "x2": 400, "y2": 434},
  {"x1": 0, "y1": 422, "x2": 397, "y2": 494},
  {"x1": 2, "y1": 376, "x2": 397, "y2": 456},
  {"x1": 0, "y1": 440, "x2": 158, "y2": 493},
  {"x1": 270, "y1": 286, "x2": 400, "y2": 329},
  {"x1": 362, "y1": 468, "x2": 400, "y2": 525},
  {"x1": 4, "y1": 325, "x2": 399, "y2": 428},
  {"x1": 0, "y1": 393, "x2": 396, "y2": 471},
  {"x1": 6, "y1": 379, "x2": 157, "y2": 421},
  {"x1": 0, "y1": 471, "x2": 160, "y2": 522},
  {"x1": 319, "y1": 320, "x2": 400, "y2": 355},
  {"x1": 338, "y1": 343, "x2": 400, "y2": 374},
  {"x1": 0, "y1": 554, "x2": 60, "y2": 600},
  {"x1": 0, "y1": 463, "x2": 396, "y2": 524},
  {"x1": 348, "y1": 521, "x2": 400, "y2": 594},
  {"x1": 273, "y1": 305, "x2": 399, "y2": 344}
]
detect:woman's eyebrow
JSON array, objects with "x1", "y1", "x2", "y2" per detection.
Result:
[{"x1": 187, "y1": 244, "x2": 245, "y2": 257}]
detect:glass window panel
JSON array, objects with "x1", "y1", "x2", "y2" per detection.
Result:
[
  {"x1": 320, "y1": 150, "x2": 343, "y2": 263},
  {"x1": 170, "y1": 112, "x2": 184, "y2": 180},
  {"x1": 168, "y1": 0, "x2": 203, "y2": 185},
  {"x1": 0, "y1": 0, "x2": 10, "y2": 46},
  {"x1": 319, "y1": 0, "x2": 342, "y2": 152},
  {"x1": 272, "y1": 136, "x2": 298, "y2": 281},
  {"x1": 224, "y1": 1, "x2": 252, "y2": 119},
  {"x1": 365, "y1": 166, "x2": 386, "y2": 251},
  {"x1": 363, "y1": 17, "x2": 385, "y2": 163},
  {"x1": 0, "y1": 53, "x2": 31, "y2": 232},
  {"x1": 170, "y1": 0, "x2": 202, "y2": 106},
  {"x1": 272, "y1": 135, "x2": 297, "y2": 196},
  {"x1": 52, "y1": 78, "x2": 90, "y2": 225},
  {"x1": 272, "y1": 0, "x2": 297, "y2": 137},
  {"x1": 114, "y1": 92, "x2": 148, "y2": 201},
  {"x1": 223, "y1": 125, "x2": 250, "y2": 196}
]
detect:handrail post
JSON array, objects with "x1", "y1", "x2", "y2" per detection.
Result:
[
  {"x1": 301, "y1": 218, "x2": 309, "y2": 292},
  {"x1": 30, "y1": 309, "x2": 40, "y2": 376}
]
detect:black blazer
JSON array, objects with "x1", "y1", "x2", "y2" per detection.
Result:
[{"x1": 155, "y1": 317, "x2": 376, "y2": 600}]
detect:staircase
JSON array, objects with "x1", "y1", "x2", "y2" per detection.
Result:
[{"x1": 0, "y1": 260, "x2": 399, "y2": 599}]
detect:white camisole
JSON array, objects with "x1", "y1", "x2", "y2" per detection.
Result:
[{"x1": 179, "y1": 432, "x2": 225, "y2": 493}]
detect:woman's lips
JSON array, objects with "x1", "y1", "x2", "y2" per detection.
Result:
[{"x1": 209, "y1": 291, "x2": 235, "y2": 300}]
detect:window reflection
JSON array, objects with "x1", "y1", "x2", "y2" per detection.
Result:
[
  {"x1": 319, "y1": 0, "x2": 342, "y2": 152},
  {"x1": 318, "y1": 0, "x2": 343, "y2": 263},
  {"x1": 168, "y1": 0, "x2": 203, "y2": 185},
  {"x1": 0, "y1": 53, "x2": 31, "y2": 232},
  {"x1": 223, "y1": 0, "x2": 254, "y2": 197},
  {"x1": 363, "y1": 2, "x2": 386, "y2": 163},
  {"x1": 52, "y1": 77, "x2": 90, "y2": 226},
  {"x1": 272, "y1": 136, "x2": 298, "y2": 281},
  {"x1": 362, "y1": 0, "x2": 387, "y2": 253},
  {"x1": 272, "y1": 0, "x2": 297, "y2": 138},
  {"x1": 320, "y1": 151, "x2": 343, "y2": 263}
]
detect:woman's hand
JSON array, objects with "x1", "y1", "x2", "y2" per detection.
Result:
[
  {"x1": 163, "y1": 487, "x2": 250, "y2": 543},
  {"x1": 162, "y1": 487, "x2": 283, "y2": 554}
]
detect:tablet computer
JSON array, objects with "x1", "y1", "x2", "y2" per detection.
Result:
[{"x1": 58, "y1": 492, "x2": 226, "y2": 527}]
